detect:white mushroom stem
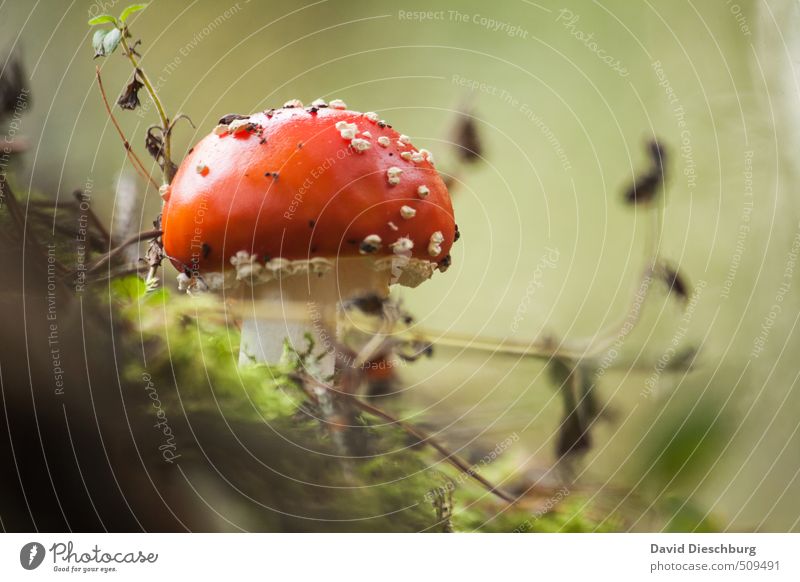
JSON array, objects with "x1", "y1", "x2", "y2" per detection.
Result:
[{"x1": 237, "y1": 257, "x2": 391, "y2": 376}]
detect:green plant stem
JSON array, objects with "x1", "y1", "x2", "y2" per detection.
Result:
[{"x1": 119, "y1": 32, "x2": 173, "y2": 184}]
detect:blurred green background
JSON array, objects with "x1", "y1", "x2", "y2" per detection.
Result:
[{"x1": 2, "y1": 0, "x2": 799, "y2": 531}]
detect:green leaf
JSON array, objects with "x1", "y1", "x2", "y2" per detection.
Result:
[
  {"x1": 119, "y1": 3, "x2": 148, "y2": 22},
  {"x1": 110, "y1": 275, "x2": 146, "y2": 303},
  {"x1": 88, "y1": 14, "x2": 117, "y2": 26},
  {"x1": 102, "y1": 27, "x2": 122, "y2": 56},
  {"x1": 91, "y1": 29, "x2": 108, "y2": 56}
]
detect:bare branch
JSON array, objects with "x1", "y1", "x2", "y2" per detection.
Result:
[{"x1": 74, "y1": 228, "x2": 161, "y2": 277}]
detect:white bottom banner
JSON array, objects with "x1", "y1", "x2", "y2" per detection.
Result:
[{"x1": 0, "y1": 533, "x2": 797, "y2": 580}]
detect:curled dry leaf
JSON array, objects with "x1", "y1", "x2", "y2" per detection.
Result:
[
  {"x1": 624, "y1": 139, "x2": 667, "y2": 205},
  {"x1": 117, "y1": 75, "x2": 143, "y2": 110},
  {"x1": 452, "y1": 114, "x2": 483, "y2": 163},
  {"x1": 658, "y1": 261, "x2": 690, "y2": 303}
]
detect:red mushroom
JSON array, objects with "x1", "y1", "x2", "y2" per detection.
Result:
[{"x1": 161, "y1": 99, "x2": 456, "y2": 369}]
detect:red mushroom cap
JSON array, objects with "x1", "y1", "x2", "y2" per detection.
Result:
[{"x1": 161, "y1": 102, "x2": 455, "y2": 283}]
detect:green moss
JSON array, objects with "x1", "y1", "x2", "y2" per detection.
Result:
[
  {"x1": 451, "y1": 488, "x2": 620, "y2": 533},
  {"x1": 110, "y1": 277, "x2": 450, "y2": 530}
]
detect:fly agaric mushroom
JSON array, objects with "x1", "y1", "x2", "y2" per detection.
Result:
[{"x1": 161, "y1": 100, "x2": 456, "y2": 370}]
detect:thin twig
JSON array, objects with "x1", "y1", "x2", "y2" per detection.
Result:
[
  {"x1": 422, "y1": 330, "x2": 574, "y2": 360},
  {"x1": 73, "y1": 189, "x2": 110, "y2": 245},
  {"x1": 29, "y1": 199, "x2": 76, "y2": 208},
  {"x1": 91, "y1": 262, "x2": 148, "y2": 282},
  {"x1": 379, "y1": 323, "x2": 691, "y2": 374},
  {"x1": 295, "y1": 372, "x2": 517, "y2": 504},
  {"x1": 76, "y1": 228, "x2": 161, "y2": 276},
  {"x1": 348, "y1": 394, "x2": 517, "y2": 503},
  {"x1": 572, "y1": 185, "x2": 664, "y2": 358},
  {"x1": 95, "y1": 66, "x2": 159, "y2": 189}
]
